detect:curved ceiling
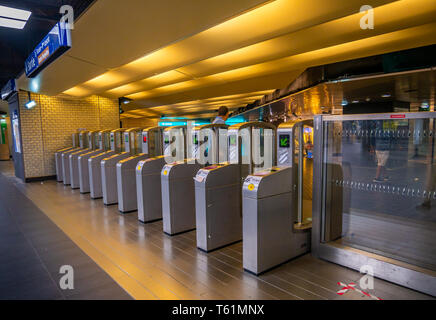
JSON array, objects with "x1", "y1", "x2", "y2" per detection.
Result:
[{"x1": 16, "y1": 0, "x2": 436, "y2": 119}]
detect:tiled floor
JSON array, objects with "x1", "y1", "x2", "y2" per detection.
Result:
[
  {"x1": 0, "y1": 161, "x2": 433, "y2": 300},
  {"x1": 0, "y1": 163, "x2": 132, "y2": 300}
]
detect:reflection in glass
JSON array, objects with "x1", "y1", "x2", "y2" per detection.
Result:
[{"x1": 323, "y1": 117, "x2": 436, "y2": 271}]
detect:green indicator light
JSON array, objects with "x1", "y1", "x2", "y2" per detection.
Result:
[
  {"x1": 229, "y1": 135, "x2": 237, "y2": 146},
  {"x1": 279, "y1": 134, "x2": 290, "y2": 148}
]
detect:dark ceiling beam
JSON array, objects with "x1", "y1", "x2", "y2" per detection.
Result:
[{"x1": 30, "y1": 14, "x2": 61, "y2": 23}]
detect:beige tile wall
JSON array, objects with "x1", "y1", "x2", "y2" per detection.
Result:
[
  {"x1": 121, "y1": 117, "x2": 159, "y2": 128},
  {"x1": 18, "y1": 91, "x2": 120, "y2": 178}
]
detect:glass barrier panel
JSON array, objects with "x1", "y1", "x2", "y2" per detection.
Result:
[{"x1": 322, "y1": 117, "x2": 436, "y2": 271}]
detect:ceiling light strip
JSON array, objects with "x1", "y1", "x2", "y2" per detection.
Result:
[
  {"x1": 0, "y1": 17, "x2": 27, "y2": 29},
  {"x1": 0, "y1": 5, "x2": 31, "y2": 21}
]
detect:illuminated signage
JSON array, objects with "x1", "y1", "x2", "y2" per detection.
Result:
[
  {"x1": 159, "y1": 121, "x2": 187, "y2": 127},
  {"x1": 24, "y1": 21, "x2": 72, "y2": 78},
  {"x1": 390, "y1": 114, "x2": 406, "y2": 119}
]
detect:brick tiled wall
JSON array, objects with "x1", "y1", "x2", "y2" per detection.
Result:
[
  {"x1": 18, "y1": 91, "x2": 120, "y2": 178},
  {"x1": 121, "y1": 118, "x2": 158, "y2": 128}
]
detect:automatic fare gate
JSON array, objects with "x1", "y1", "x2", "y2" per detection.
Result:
[
  {"x1": 70, "y1": 131, "x2": 100, "y2": 189},
  {"x1": 242, "y1": 120, "x2": 314, "y2": 275},
  {"x1": 160, "y1": 125, "x2": 202, "y2": 235},
  {"x1": 89, "y1": 128, "x2": 125, "y2": 199},
  {"x1": 102, "y1": 127, "x2": 144, "y2": 205},
  {"x1": 78, "y1": 129, "x2": 112, "y2": 194},
  {"x1": 62, "y1": 130, "x2": 89, "y2": 185},
  {"x1": 117, "y1": 126, "x2": 164, "y2": 213},
  {"x1": 136, "y1": 125, "x2": 185, "y2": 224},
  {"x1": 194, "y1": 122, "x2": 275, "y2": 252},
  {"x1": 55, "y1": 132, "x2": 79, "y2": 182},
  {"x1": 161, "y1": 124, "x2": 228, "y2": 236}
]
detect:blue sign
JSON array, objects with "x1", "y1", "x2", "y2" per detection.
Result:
[
  {"x1": 159, "y1": 121, "x2": 187, "y2": 127},
  {"x1": 1, "y1": 79, "x2": 17, "y2": 100},
  {"x1": 24, "y1": 21, "x2": 72, "y2": 78},
  {"x1": 158, "y1": 121, "x2": 210, "y2": 127}
]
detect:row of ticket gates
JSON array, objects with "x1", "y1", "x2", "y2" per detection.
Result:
[{"x1": 55, "y1": 120, "x2": 314, "y2": 275}]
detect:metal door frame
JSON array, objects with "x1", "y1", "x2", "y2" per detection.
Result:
[{"x1": 312, "y1": 112, "x2": 436, "y2": 296}]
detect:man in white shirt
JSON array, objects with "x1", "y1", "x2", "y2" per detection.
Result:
[{"x1": 212, "y1": 106, "x2": 229, "y2": 124}]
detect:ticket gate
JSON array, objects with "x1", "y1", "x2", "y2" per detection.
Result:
[
  {"x1": 194, "y1": 122, "x2": 275, "y2": 251},
  {"x1": 70, "y1": 131, "x2": 99, "y2": 189},
  {"x1": 242, "y1": 120, "x2": 313, "y2": 275},
  {"x1": 62, "y1": 130, "x2": 89, "y2": 185},
  {"x1": 117, "y1": 126, "x2": 164, "y2": 213},
  {"x1": 55, "y1": 132, "x2": 79, "y2": 182},
  {"x1": 78, "y1": 129, "x2": 112, "y2": 194},
  {"x1": 136, "y1": 125, "x2": 185, "y2": 224},
  {"x1": 160, "y1": 126, "x2": 198, "y2": 235},
  {"x1": 161, "y1": 124, "x2": 228, "y2": 235},
  {"x1": 89, "y1": 128, "x2": 125, "y2": 199},
  {"x1": 102, "y1": 128, "x2": 142, "y2": 205}
]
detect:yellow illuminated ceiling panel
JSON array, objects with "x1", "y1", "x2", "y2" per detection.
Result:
[
  {"x1": 106, "y1": 70, "x2": 192, "y2": 97},
  {"x1": 63, "y1": 86, "x2": 93, "y2": 97},
  {"x1": 111, "y1": 0, "x2": 429, "y2": 99},
  {"x1": 177, "y1": 0, "x2": 436, "y2": 78},
  {"x1": 60, "y1": 0, "x2": 436, "y2": 120},
  {"x1": 129, "y1": 90, "x2": 273, "y2": 112},
  {"x1": 125, "y1": 22, "x2": 436, "y2": 104},
  {"x1": 63, "y1": 0, "x2": 397, "y2": 96},
  {"x1": 117, "y1": 0, "x2": 435, "y2": 102}
]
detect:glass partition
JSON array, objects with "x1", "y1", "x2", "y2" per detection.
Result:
[
  {"x1": 133, "y1": 131, "x2": 142, "y2": 155},
  {"x1": 321, "y1": 114, "x2": 436, "y2": 271}
]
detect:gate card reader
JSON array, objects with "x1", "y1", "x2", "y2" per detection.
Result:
[
  {"x1": 70, "y1": 131, "x2": 99, "y2": 189},
  {"x1": 136, "y1": 156, "x2": 167, "y2": 223},
  {"x1": 55, "y1": 132, "x2": 79, "y2": 182},
  {"x1": 194, "y1": 164, "x2": 241, "y2": 252},
  {"x1": 62, "y1": 130, "x2": 89, "y2": 185},
  {"x1": 117, "y1": 153, "x2": 148, "y2": 212},
  {"x1": 136, "y1": 125, "x2": 185, "y2": 224},
  {"x1": 55, "y1": 133, "x2": 79, "y2": 182},
  {"x1": 116, "y1": 127, "x2": 149, "y2": 213},
  {"x1": 161, "y1": 160, "x2": 201, "y2": 235},
  {"x1": 101, "y1": 128, "x2": 141, "y2": 205},
  {"x1": 55, "y1": 132, "x2": 80, "y2": 182},
  {"x1": 194, "y1": 122, "x2": 276, "y2": 252},
  {"x1": 242, "y1": 120, "x2": 314, "y2": 275},
  {"x1": 89, "y1": 128, "x2": 125, "y2": 199},
  {"x1": 160, "y1": 124, "x2": 226, "y2": 235},
  {"x1": 78, "y1": 129, "x2": 112, "y2": 194},
  {"x1": 55, "y1": 146, "x2": 75, "y2": 182},
  {"x1": 117, "y1": 126, "x2": 164, "y2": 213},
  {"x1": 242, "y1": 167, "x2": 310, "y2": 275}
]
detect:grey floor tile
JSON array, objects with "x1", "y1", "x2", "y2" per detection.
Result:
[{"x1": 0, "y1": 172, "x2": 132, "y2": 300}]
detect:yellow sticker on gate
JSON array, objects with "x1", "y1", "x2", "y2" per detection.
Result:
[
  {"x1": 248, "y1": 184, "x2": 255, "y2": 191},
  {"x1": 163, "y1": 170, "x2": 168, "y2": 175}
]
